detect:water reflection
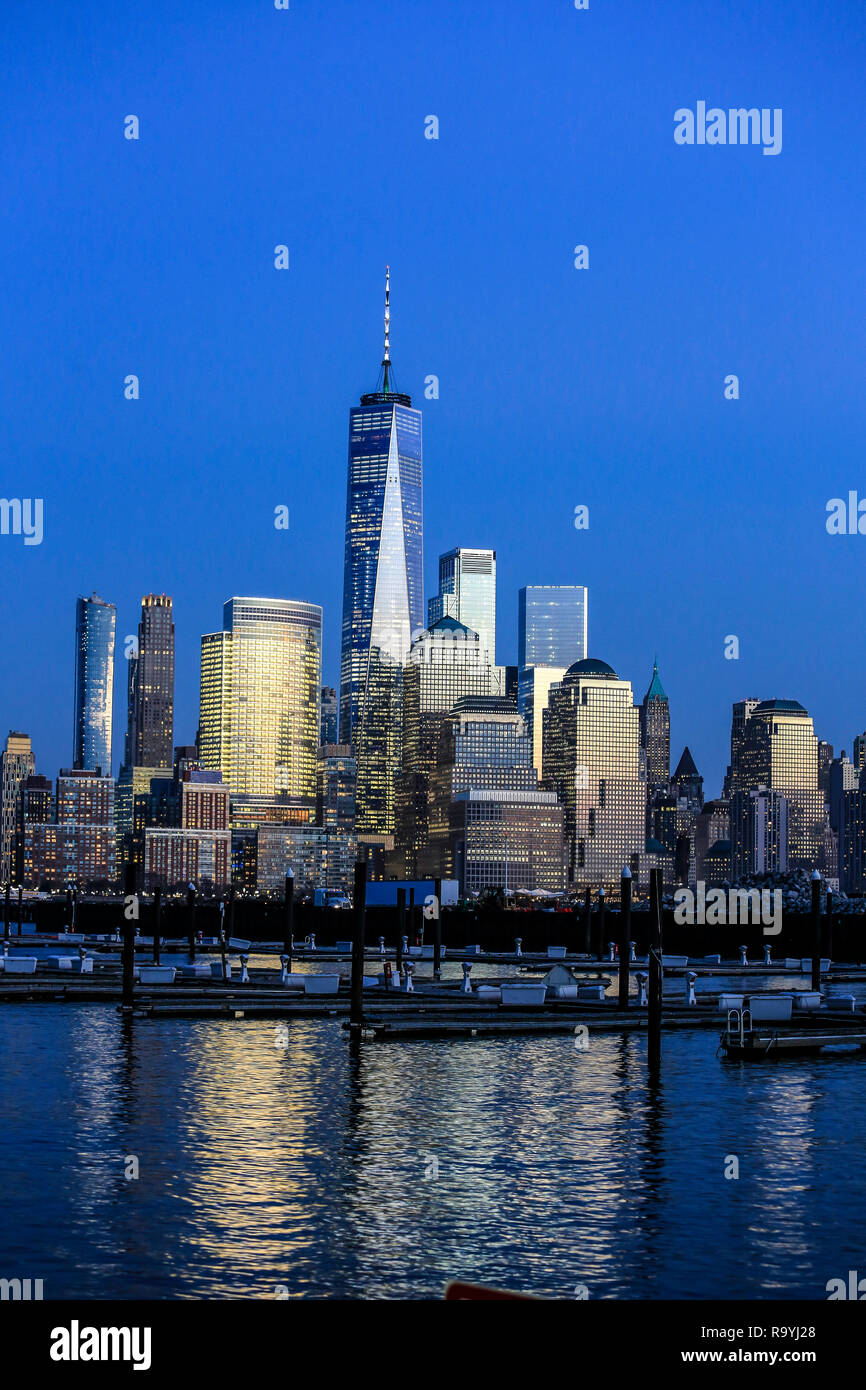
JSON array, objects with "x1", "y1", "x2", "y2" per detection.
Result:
[{"x1": 1, "y1": 1004, "x2": 864, "y2": 1299}]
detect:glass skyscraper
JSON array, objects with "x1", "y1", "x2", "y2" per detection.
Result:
[
  {"x1": 199, "y1": 597, "x2": 322, "y2": 808},
  {"x1": 339, "y1": 269, "x2": 423, "y2": 833},
  {"x1": 736, "y1": 699, "x2": 826, "y2": 870},
  {"x1": 73, "y1": 593, "x2": 116, "y2": 776},
  {"x1": 518, "y1": 585, "x2": 588, "y2": 669},
  {"x1": 543, "y1": 657, "x2": 646, "y2": 889},
  {"x1": 427, "y1": 548, "x2": 496, "y2": 662}
]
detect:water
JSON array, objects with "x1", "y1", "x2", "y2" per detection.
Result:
[{"x1": 2, "y1": 982, "x2": 865, "y2": 1301}]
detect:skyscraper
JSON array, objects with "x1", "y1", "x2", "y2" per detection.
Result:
[
  {"x1": 425, "y1": 696, "x2": 565, "y2": 894},
  {"x1": 394, "y1": 617, "x2": 501, "y2": 875},
  {"x1": 543, "y1": 657, "x2": 646, "y2": 889},
  {"x1": 428, "y1": 548, "x2": 496, "y2": 662},
  {"x1": 73, "y1": 593, "x2": 116, "y2": 775},
  {"x1": 518, "y1": 586, "x2": 588, "y2": 668},
  {"x1": 640, "y1": 659, "x2": 670, "y2": 791},
  {"x1": 126, "y1": 594, "x2": 175, "y2": 769},
  {"x1": 730, "y1": 787, "x2": 789, "y2": 877},
  {"x1": 517, "y1": 585, "x2": 588, "y2": 777},
  {"x1": 199, "y1": 597, "x2": 322, "y2": 809},
  {"x1": 320, "y1": 687, "x2": 338, "y2": 747},
  {"x1": 1, "y1": 732, "x2": 35, "y2": 881},
  {"x1": 737, "y1": 699, "x2": 826, "y2": 870},
  {"x1": 339, "y1": 269, "x2": 423, "y2": 832}
]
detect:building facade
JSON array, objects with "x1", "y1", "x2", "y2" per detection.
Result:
[
  {"x1": 339, "y1": 271, "x2": 423, "y2": 837},
  {"x1": 425, "y1": 696, "x2": 565, "y2": 894},
  {"x1": 543, "y1": 658, "x2": 646, "y2": 889},
  {"x1": 518, "y1": 586, "x2": 588, "y2": 669},
  {"x1": 320, "y1": 687, "x2": 339, "y2": 746},
  {"x1": 736, "y1": 699, "x2": 827, "y2": 871},
  {"x1": 126, "y1": 594, "x2": 174, "y2": 769},
  {"x1": 199, "y1": 596, "x2": 322, "y2": 810},
  {"x1": 730, "y1": 786, "x2": 789, "y2": 877},
  {"x1": 73, "y1": 593, "x2": 116, "y2": 775},
  {"x1": 427, "y1": 548, "x2": 496, "y2": 662},
  {"x1": 1, "y1": 732, "x2": 35, "y2": 881},
  {"x1": 316, "y1": 744, "x2": 356, "y2": 832}
]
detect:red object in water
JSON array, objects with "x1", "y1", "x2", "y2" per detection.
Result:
[{"x1": 445, "y1": 1281, "x2": 539, "y2": 1301}]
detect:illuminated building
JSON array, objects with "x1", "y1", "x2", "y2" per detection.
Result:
[
  {"x1": 425, "y1": 696, "x2": 565, "y2": 894},
  {"x1": 255, "y1": 824, "x2": 355, "y2": 897},
  {"x1": 24, "y1": 769, "x2": 116, "y2": 889},
  {"x1": 394, "y1": 618, "x2": 501, "y2": 876},
  {"x1": 338, "y1": 269, "x2": 423, "y2": 833},
  {"x1": 73, "y1": 593, "x2": 116, "y2": 775},
  {"x1": 730, "y1": 786, "x2": 789, "y2": 876},
  {"x1": 736, "y1": 699, "x2": 827, "y2": 870},
  {"x1": 125, "y1": 594, "x2": 174, "y2": 769},
  {"x1": 427, "y1": 548, "x2": 496, "y2": 662},
  {"x1": 543, "y1": 658, "x2": 646, "y2": 889},
  {"x1": 518, "y1": 586, "x2": 587, "y2": 668},
  {"x1": 199, "y1": 596, "x2": 322, "y2": 813},
  {"x1": 1, "y1": 731, "x2": 35, "y2": 880},
  {"x1": 639, "y1": 659, "x2": 670, "y2": 792},
  {"x1": 316, "y1": 744, "x2": 356, "y2": 832}
]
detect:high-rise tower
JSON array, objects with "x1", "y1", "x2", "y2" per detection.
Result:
[
  {"x1": 640, "y1": 658, "x2": 670, "y2": 792},
  {"x1": 126, "y1": 594, "x2": 175, "y2": 769},
  {"x1": 73, "y1": 593, "x2": 116, "y2": 776},
  {"x1": 339, "y1": 269, "x2": 423, "y2": 833}
]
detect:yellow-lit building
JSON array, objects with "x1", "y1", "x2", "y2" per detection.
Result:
[
  {"x1": 737, "y1": 699, "x2": 827, "y2": 870},
  {"x1": 543, "y1": 658, "x2": 646, "y2": 889},
  {"x1": 199, "y1": 597, "x2": 322, "y2": 806}
]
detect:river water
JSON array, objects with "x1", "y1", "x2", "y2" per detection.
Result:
[{"x1": 1, "y1": 963, "x2": 864, "y2": 1300}]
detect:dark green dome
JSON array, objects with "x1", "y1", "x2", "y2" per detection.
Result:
[{"x1": 565, "y1": 657, "x2": 618, "y2": 680}]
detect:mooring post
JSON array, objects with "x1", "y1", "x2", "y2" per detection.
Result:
[
  {"x1": 648, "y1": 867, "x2": 663, "y2": 1069},
  {"x1": 153, "y1": 886, "x2": 162, "y2": 965},
  {"x1": 187, "y1": 883, "x2": 196, "y2": 963},
  {"x1": 596, "y1": 886, "x2": 606, "y2": 962},
  {"x1": 17, "y1": 884, "x2": 23, "y2": 936},
  {"x1": 350, "y1": 859, "x2": 367, "y2": 1033},
  {"x1": 397, "y1": 888, "x2": 405, "y2": 975},
  {"x1": 122, "y1": 862, "x2": 136, "y2": 1010},
  {"x1": 284, "y1": 870, "x2": 294, "y2": 972},
  {"x1": 3, "y1": 883, "x2": 9, "y2": 942},
  {"x1": 810, "y1": 869, "x2": 822, "y2": 992},
  {"x1": 217, "y1": 898, "x2": 228, "y2": 981},
  {"x1": 825, "y1": 888, "x2": 834, "y2": 965},
  {"x1": 64, "y1": 887, "x2": 73, "y2": 934},
  {"x1": 582, "y1": 887, "x2": 591, "y2": 955},
  {"x1": 619, "y1": 867, "x2": 632, "y2": 1010},
  {"x1": 433, "y1": 877, "x2": 442, "y2": 980}
]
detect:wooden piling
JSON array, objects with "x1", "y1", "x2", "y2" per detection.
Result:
[
  {"x1": 396, "y1": 888, "x2": 406, "y2": 974},
  {"x1": 3, "y1": 883, "x2": 9, "y2": 942},
  {"x1": 648, "y1": 867, "x2": 663, "y2": 1069},
  {"x1": 17, "y1": 884, "x2": 23, "y2": 936},
  {"x1": 350, "y1": 860, "x2": 367, "y2": 1032},
  {"x1": 153, "y1": 886, "x2": 162, "y2": 965},
  {"x1": 122, "y1": 862, "x2": 136, "y2": 1009},
  {"x1": 596, "y1": 886, "x2": 606, "y2": 962},
  {"x1": 283, "y1": 871, "x2": 294, "y2": 971},
  {"x1": 187, "y1": 884, "x2": 196, "y2": 963},
  {"x1": 582, "y1": 887, "x2": 591, "y2": 955},
  {"x1": 618, "y1": 868, "x2": 632, "y2": 1010},
  {"x1": 811, "y1": 870, "x2": 822, "y2": 992},
  {"x1": 433, "y1": 877, "x2": 442, "y2": 980}
]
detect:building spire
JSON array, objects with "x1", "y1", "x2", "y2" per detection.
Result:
[{"x1": 382, "y1": 265, "x2": 391, "y2": 393}]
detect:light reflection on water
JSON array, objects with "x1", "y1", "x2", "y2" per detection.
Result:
[{"x1": 1, "y1": 1002, "x2": 864, "y2": 1300}]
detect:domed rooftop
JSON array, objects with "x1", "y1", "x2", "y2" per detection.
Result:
[
  {"x1": 565, "y1": 657, "x2": 618, "y2": 680},
  {"x1": 754, "y1": 699, "x2": 807, "y2": 715}
]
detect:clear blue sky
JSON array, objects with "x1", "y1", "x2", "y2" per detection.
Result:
[{"x1": 2, "y1": 0, "x2": 865, "y2": 791}]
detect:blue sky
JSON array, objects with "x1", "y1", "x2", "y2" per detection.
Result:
[{"x1": 2, "y1": 0, "x2": 865, "y2": 790}]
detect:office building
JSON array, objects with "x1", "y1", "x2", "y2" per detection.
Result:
[
  {"x1": 425, "y1": 696, "x2": 565, "y2": 894},
  {"x1": 126, "y1": 594, "x2": 174, "y2": 769},
  {"x1": 731, "y1": 786, "x2": 789, "y2": 877},
  {"x1": 316, "y1": 744, "x2": 356, "y2": 832},
  {"x1": 1, "y1": 732, "x2": 35, "y2": 881},
  {"x1": 518, "y1": 586, "x2": 587, "y2": 668},
  {"x1": 639, "y1": 659, "x2": 670, "y2": 793},
  {"x1": 543, "y1": 658, "x2": 646, "y2": 889},
  {"x1": 427, "y1": 548, "x2": 496, "y2": 662},
  {"x1": 394, "y1": 618, "x2": 501, "y2": 876},
  {"x1": 320, "y1": 687, "x2": 339, "y2": 746},
  {"x1": 338, "y1": 270, "x2": 423, "y2": 836},
  {"x1": 255, "y1": 824, "x2": 355, "y2": 897},
  {"x1": 23, "y1": 769, "x2": 116, "y2": 889},
  {"x1": 199, "y1": 596, "x2": 322, "y2": 813},
  {"x1": 73, "y1": 593, "x2": 116, "y2": 775},
  {"x1": 736, "y1": 699, "x2": 827, "y2": 870}
]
